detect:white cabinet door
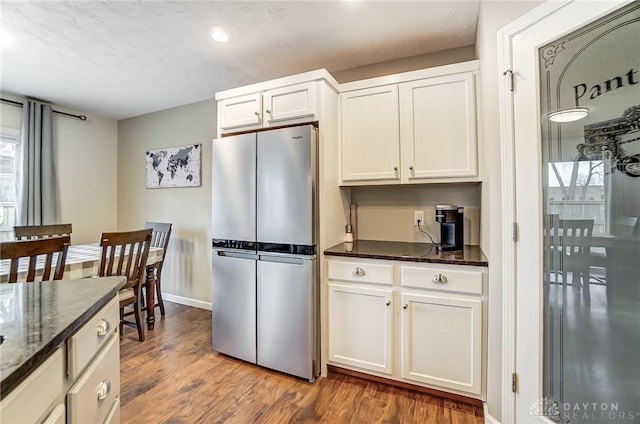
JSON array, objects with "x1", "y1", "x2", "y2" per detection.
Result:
[
  {"x1": 263, "y1": 82, "x2": 316, "y2": 124},
  {"x1": 219, "y1": 93, "x2": 263, "y2": 131},
  {"x1": 328, "y1": 283, "x2": 393, "y2": 374},
  {"x1": 401, "y1": 292, "x2": 482, "y2": 395},
  {"x1": 341, "y1": 86, "x2": 400, "y2": 182},
  {"x1": 399, "y1": 73, "x2": 478, "y2": 180}
]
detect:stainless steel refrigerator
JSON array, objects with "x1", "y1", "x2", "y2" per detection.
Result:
[{"x1": 211, "y1": 125, "x2": 319, "y2": 382}]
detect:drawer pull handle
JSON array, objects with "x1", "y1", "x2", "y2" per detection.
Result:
[
  {"x1": 97, "y1": 379, "x2": 112, "y2": 401},
  {"x1": 352, "y1": 267, "x2": 365, "y2": 276},
  {"x1": 432, "y1": 273, "x2": 448, "y2": 284},
  {"x1": 96, "y1": 319, "x2": 110, "y2": 336}
]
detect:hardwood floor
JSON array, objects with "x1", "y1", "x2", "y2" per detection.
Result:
[{"x1": 120, "y1": 302, "x2": 484, "y2": 424}]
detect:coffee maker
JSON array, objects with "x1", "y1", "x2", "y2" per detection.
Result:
[{"x1": 435, "y1": 205, "x2": 464, "y2": 251}]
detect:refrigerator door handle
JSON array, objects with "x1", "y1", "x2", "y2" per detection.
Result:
[
  {"x1": 216, "y1": 250, "x2": 259, "y2": 260},
  {"x1": 259, "y1": 255, "x2": 306, "y2": 265}
]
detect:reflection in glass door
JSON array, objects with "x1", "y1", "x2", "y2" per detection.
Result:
[{"x1": 540, "y1": 3, "x2": 640, "y2": 423}]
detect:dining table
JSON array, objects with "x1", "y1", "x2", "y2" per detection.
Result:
[{"x1": 0, "y1": 243, "x2": 164, "y2": 330}]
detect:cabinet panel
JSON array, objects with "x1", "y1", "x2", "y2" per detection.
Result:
[
  {"x1": 68, "y1": 296, "x2": 118, "y2": 380},
  {"x1": 401, "y1": 293, "x2": 482, "y2": 395},
  {"x1": 400, "y1": 73, "x2": 477, "y2": 180},
  {"x1": 67, "y1": 335, "x2": 120, "y2": 424},
  {"x1": 263, "y1": 82, "x2": 316, "y2": 124},
  {"x1": 328, "y1": 283, "x2": 393, "y2": 374},
  {"x1": 401, "y1": 264, "x2": 482, "y2": 295},
  {"x1": 341, "y1": 86, "x2": 400, "y2": 182},
  {"x1": 0, "y1": 348, "x2": 64, "y2": 424},
  {"x1": 328, "y1": 260, "x2": 393, "y2": 285},
  {"x1": 42, "y1": 403, "x2": 65, "y2": 424},
  {"x1": 219, "y1": 93, "x2": 263, "y2": 130}
]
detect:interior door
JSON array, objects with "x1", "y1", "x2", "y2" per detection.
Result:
[{"x1": 507, "y1": 1, "x2": 637, "y2": 422}]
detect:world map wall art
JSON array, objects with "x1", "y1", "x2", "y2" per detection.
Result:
[{"x1": 145, "y1": 144, "x2": 201, "y2": 188}]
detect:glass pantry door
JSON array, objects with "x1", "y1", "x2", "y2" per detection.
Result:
[{"x1": 539, "y1": 3, "x2": 640, "y2": 423}]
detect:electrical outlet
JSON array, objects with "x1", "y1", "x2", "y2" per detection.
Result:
[{"x1": 414, "y1": 210, "x2": 424, "y2": 226}]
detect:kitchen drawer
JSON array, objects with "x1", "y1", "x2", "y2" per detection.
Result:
[
  {"x1": 67, "y1": 334, "x2": 120, "y2": 424},
  {"x1": 328, "y1": 260, "x2": 393, "y2": 285},
  {"x1": 68, "y1": 296, "x2": 118, "y2": 380},
  {"x1": 401, "y1": 265, "x2": 483, "y2": 295},
  {"x1": 42, "y1": 403, "x2": 65, "y2": 424},
  {"x1": 0, "y1": 348, "x2": 64, "y2": 424},
  {"x1": 104, "y1": 396, "x2": 121, "y2": 424}
]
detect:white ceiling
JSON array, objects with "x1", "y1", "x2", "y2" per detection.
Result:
[{"x1": 0, "y1": 1, "x2": 479, "y2": 121}]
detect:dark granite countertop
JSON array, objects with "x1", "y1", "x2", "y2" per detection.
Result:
[
  {"x1": 324, "y1": 240, "x2": 488, "y2": 266},
  {"x1": 0, "y1": 276, "x2": 126, "y2": 399}
]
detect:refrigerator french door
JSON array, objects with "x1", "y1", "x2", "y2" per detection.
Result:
[{"x1": 211, "y1": 125, "x2": 319, "y2": 382}]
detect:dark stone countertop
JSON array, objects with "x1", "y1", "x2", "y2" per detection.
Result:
[
  {"x1": 324, "y1": 240, "x2": 488, "y2": 267},
  {"x1": 0, "y1": 276, "x2": 126, "y2": 399}
]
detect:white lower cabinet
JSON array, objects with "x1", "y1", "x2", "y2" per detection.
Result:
[
  {"x1": 327, "y1": 257, "x2": 485, "y2": 399},
  {"x1": 400, "y1": 292, "x2": 482, "y2": 395},
  {"x1": 328, "y1": 283, "x2": 393, "y2": 374},
  {"x1": 0, "y1": 295, "x2": 120, "y2": 423}
]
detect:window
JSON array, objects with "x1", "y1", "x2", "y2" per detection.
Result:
[{"x1": 0, "y1": 128, "x2": 19, "y2": 241}]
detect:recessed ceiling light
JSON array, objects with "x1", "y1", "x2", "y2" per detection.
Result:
[
  {"x1": 211, "y1": 30, "x2": 230, "y2": 43},
  {"x1": 548, "y1": 107, "x2": 589, "y2": 123}
]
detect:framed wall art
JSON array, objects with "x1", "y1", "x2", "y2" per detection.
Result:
[{"x1": 145, "y1": 144, "x2": 201, "y2": 188}]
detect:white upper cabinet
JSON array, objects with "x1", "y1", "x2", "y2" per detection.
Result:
[
  {"x1": 263, "y1": 82, "x2": 317, "y2": 124},
  {"x1": 340, "y1": 85, "x2": 400, "y2": 182},
  {"x1": 219, "y1": 93, "x2": 263, "y2": 131},
  {"x1": 400, "y1": 72, "x2": 477, "y2": 181},
  {"x1": 339, "y1": 61, "x2": 480, "y2": 185},
  {"x1": 216, "y1": 72, "x2": 337, "y2": 135}
]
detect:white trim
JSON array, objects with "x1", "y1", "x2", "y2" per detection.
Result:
[
  {"x1": 162, "y1": 293, "x2": 212, "y2": 311},
  {"x1": 498, "y1": 2, "x2": 575, "y2": 423},
  {"x1": 483, "y1": 402, "x2": 501, "y2": 424}
]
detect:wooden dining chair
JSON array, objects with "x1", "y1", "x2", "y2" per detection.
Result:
[
  {"x1": 0, "y1": 236, "x2": 70, "y2": 283},
  {"x1": 98, "y1": 229, "x2": 152, "y2": 342},
  {"x1": 144, "y1": 222, "x2": 172, "y2": 316},
  {"x1": 559, "y1": 219, "x2": 594, "y2": 299},
  {"x1": 14, "y1": 223, "x2": 73, "y2": 240}
]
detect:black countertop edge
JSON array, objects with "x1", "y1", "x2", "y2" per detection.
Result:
[
  {"x1": 323, "y1": 240, "x2": 488, "y2": 267},
  {"x1": 0, "y1": 277, "x2": 126, "y2": 399}
]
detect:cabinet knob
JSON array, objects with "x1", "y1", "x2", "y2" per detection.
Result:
[
  {"x1": 266, "y1": 109, "x2": 272, "y2": 114},
  {"x1": 393, "y1": 166, "x2": 398, "y2": 172},
  {"x1": 96, "y1": 319, "x2": 110, "y2": 337},
  {"x1": 386, "y1": 300, "x2": 391, "y2": 306},
  {"x1": 254, "y1": 111, "x2": 260, "y2": 116},
  {"x1": 352, "y1": 267, "x2": 365, "y2": 276},
  {"x1": 97, "y1": 379, "x2": 112, "y2": 401},
  {"x1": 432, "y1": 273, "x2": 448, "y2": 284},
  {"x1": 409, "y1": 166, "x2": 414, "y2": 171},
  {"x1": 403, "y1": 304, "x2": 408, "y2": 310}
]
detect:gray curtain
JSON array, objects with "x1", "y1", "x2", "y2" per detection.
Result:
[{"x1": 16, "y1": 100, "x2": 57, "y2": 225}]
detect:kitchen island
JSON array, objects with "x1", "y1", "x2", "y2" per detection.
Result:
[{"x1": 0, "y1": 276, "x2": 126, "y2": 423}]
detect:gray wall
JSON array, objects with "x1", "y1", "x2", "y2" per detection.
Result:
[{"x1": 117, "y1": 99, "x2": 216, "y2": 307}]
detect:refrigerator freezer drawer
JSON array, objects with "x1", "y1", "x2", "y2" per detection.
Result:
[
  {"x1": 212, "y1": 250, "x2": 257, "y2": 363},
  {"x1": 257, "y1": 256, "x2": 318, "y2": 381}
]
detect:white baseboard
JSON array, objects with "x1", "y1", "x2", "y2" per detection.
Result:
[
  {"x1": 484, "y1": 403, "x2": 501, "y2": 424},
  {"x1": 162, "y1": 293, "x2": 212, "y2": 311}
]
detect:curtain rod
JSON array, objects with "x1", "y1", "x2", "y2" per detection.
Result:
[{"x1": 0, "y1": 97, "x2": 87, "y2": 121}]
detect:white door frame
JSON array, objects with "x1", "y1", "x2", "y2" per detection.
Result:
[{"x1": 497, "y1": 1, "x2": 633, "y2": 422}]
